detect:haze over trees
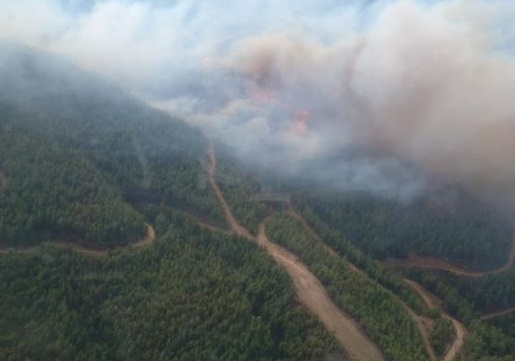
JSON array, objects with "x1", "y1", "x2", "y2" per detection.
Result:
[{"x1": 0, "y1": 42, "x2": 514, "y2": 361}]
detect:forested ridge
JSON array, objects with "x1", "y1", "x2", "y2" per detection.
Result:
[
  {"x1": 0, "y1": 42, "x2": 224, "y2": 249},
  {"x1": 1, "y1": 42, "x2": 514, "y2": 361}
]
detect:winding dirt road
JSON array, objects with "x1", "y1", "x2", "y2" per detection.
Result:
[
  {"x1": 207, "y1": 141, "x2": 252, "y2": 240},
  {"x1": 404, "y1": 279, "x2": 467, "y2": 361},
  {"x1": 288, "y1": 191, "x2": 472, "y2": 361},
  {"x1": 207, "y1": 141, "x2": 384, "y2": 361},
  {"x1": 387, "y1": 233, "x2": 515, "y2": 278},
  {"x1": 288, "y1": 206, "x2": 445, "y2": 361},
  {"x1": 0, "y1": 223, "x2": 156, "y2": 257},
  {"x1": 289, "y1": 202, "x2": 472, "y2": 361},
  {"x1": 258, "y1": 221, "x2": 385, "y2": 361},
  {"x1": 480, "y1": 307, "x2": 515, "y2": 321}
]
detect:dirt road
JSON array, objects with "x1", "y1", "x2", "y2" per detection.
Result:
[
  {"x1": 480, "y1": 307, "x2": 515, "y2": 321},
  {"x1": 207, "y1": 141, "x2": 253, "y2": 239},
  {"x1": 207, "y1": 141, "x2": 384, "y2": 361},
  {"x1": 258, "y1": 221, "x2": 385, "y2": 361},
  {"x1": 287, "y1": 207, "x2": 340, "y2": 257},
  {"x1": 404, "y1": 279, "x2": 467, "y2": 361},
  {"x1": 289, "y1": 207, "x2": 440, "y2": 361},
  {"x1": 0, "y1": 223, "x2": 156, "y2": 257},
  {"x1": 387, "y1": 233, "x2": 515, "y2": 278},
  {"x1": 289, "y1": 203, "x2": 470, "y2": 361}
]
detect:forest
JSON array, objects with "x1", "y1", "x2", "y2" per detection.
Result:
[{"x1": 1, "y1": 43, "x2": 514, "y2": 361}]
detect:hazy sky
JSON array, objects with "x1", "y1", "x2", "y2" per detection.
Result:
[{"x1": 2, "y1": 0, "x2": 515, "y2": 201}]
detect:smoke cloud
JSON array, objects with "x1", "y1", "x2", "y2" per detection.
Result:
[{"x1": 1, "y1": 0, "x2": 515, "y2": 200}]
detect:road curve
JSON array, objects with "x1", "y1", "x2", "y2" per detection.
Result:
[
  {"x1": 258, "y1": 221, "x2": 385, "y2": 361},
  {"x1": 404, "y1": 279, "x2": 467, "y2": 361},
  {"x1": 207, "y1": 141, "x2": 384, "y2": 361},
  {"x1": 387, "y1": 233, "x2": 515, "y2": 278},
  {"x1": 0, "y1": 223, "x2": 156, "y2": 257},
  {"x1": 207, "y1": 141, "x2": 253, "y2": 240},
  {"x1": 480, "y1": 307, "x2": 515, "y2": 321},
  {"x1": 289, "y1": 207, "x2": 439, "y2": 361}
]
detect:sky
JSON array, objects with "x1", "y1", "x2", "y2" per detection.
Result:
[{"x1": 1, "y1": 0, "x2": 515, "y2": 202}]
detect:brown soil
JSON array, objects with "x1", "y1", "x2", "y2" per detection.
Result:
[
  {"x1": 404, "y1": 279, "x2": 467, "y2": 361},
  {"x1": 0, "y1": 223, "x2": 156, "y2": 257},
  {"x1": 207, "y1": 141, "x2": 252, "y2": 240},
  {"x1": 387, "y1": 233, "x2": 515, "y2": 278},
  {"x1": 207, "y1": 141, "x2": 384, "y2": 361},
  {"x1": 288, "y1": 207, "x2": 438, "y2": 361},
  {"x1": 287, "y1": 207, "x2": 339, "y2": 257},
  {"x1": 289, "y1": 204, "x2": 470, "y2": 361},
  {"x1": 181, "y1": 212, "x2": 232, "y2": 235},
  {"x1": 258, "y1": 221, "x2": 385, "y2": 361},
  {"x1": 289, "y1": 189, "x2": 471, "y2": 361},
  {"x1": 481, "y1": 307, "x2": 515, "y2": 321}
]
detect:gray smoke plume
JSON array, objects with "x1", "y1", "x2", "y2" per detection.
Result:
[{"x1": 1, "y1": 0, "x2": 515, "y2": 200}]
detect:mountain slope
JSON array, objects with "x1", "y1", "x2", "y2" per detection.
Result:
[{"x1": 0, "y1": 42, "x2": 224, "y2": 248}]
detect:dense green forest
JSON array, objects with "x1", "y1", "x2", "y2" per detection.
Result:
[
  {"x1": 1, "y1": 42, "x2": 515, "y2": 361},
  {"x1": 0, "y1": 211, "x2": 344, "y2": 361},
  {"x1": 292, "y1": 198, "x2": 515, "y2": 360},
  {"x1": 266, "y1": 213, "x2": 430, "y2": 361},
  {"x1": 0, "y1": 42, "x2": 225, "y2": 248},
  {"x1": 301, "y1": 191, "x2": 513, "y2": 270}
]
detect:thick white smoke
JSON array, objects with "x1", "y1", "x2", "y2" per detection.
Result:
[{"x1": 1, "y1": 0, "x2": 515, "y2": 200}]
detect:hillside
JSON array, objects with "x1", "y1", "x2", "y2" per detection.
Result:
[
  {"x1": 0, "y1": 42, "x2": 223, "y2": 249},
  {"x1": 0, "y1": 43, "x2": 514, "y2": 361}
]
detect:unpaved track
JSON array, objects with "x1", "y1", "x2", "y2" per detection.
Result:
[
  {"x1": 288, "y1": 207, "x2": 339, "y2": 257},
  {"x1": 480, "y1": 307, "x2": 515, "y2": 321},
  {"x1": 258, "y1": 221, "x2": 385, "y2": 361},
  {"x1": 181, "y1": 212, "x2": 232, "y2": 235},
  {"x1": 58, "y1": 223, "x2": 156, "y2": 257},
  {"x1": 0, "y1": 223, "x2": 156, "y2": 257},
  {"x1": 404, "y1": 279, "x2": 467, "y2": 361},
  {"x1": 289, "y1": 207, "x2": 438, "y2": 361},
  {"x1": 290, "y1": 204, "x2": 469, "y2": 361},
  {"x1": 207, "y1": 141, "x2": 384, "y2": 361},
  {"x1": 289, "y1": 196, "x2": 470, "y2": 361},
  {"x1": 388, "y1": 232, "x2": 515, "y2": 278},
  {"x1": 207, "y1": 141, "x2": 252, "y2": 239}
]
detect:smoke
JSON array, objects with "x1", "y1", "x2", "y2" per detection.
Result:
[{"x1": 1, "y1": 0, "x2": 515, "y2": 201}]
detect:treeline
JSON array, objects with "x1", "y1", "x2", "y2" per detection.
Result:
[
  {"x1": 0, "y1": 120, "x2": 146, "y2": 248},
  {"x1": 302, "y1": 191, "x2": 512, "y2": 271},
  {"x1": 0, "y1": 44, "x2": 227, "y2": 248},
  {"x1": 451, "y1": 267, "x2": 515, "y2": 313},
  {"x1": 294, "y1": 193, "x2": 515, "y2": 360},
  {"x1": 429, "y1": 316, "x2": 455, "y2": 358},
  {"x1": 214, "y1": 154, "x2": 272, "y2": 234},
  {"x1": 267, "y1": 213, "x2": 430, "y2": 361},
  {"x1": 0, "y1": 210, "x2": 345, "y2": 361},
  {"x1": 293, "y1": 195, "x2": 429, "y2": 315},
  {"x1": 406, "y1": 269, "x2": 515, "y2": 360}
]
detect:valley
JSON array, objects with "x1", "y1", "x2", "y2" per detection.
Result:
[{"x1": 0, "y1": 41, "x2": 514, "y2": 361}]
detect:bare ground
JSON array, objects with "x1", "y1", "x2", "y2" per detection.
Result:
[
  {"x1": 258, "y1": 221, "x2": 385, "y2": 361},
  {"x1": 288, "y1": 207, "x2": 438, "y2": 361},
  {"x1": 207, "y1": 141, "x2": 253, "y2": 240},
  {"x1": 0, "y1": 223, "x2": 156, "y2": 257},
  {"x1": 289, "y1": 202, "x2": 471, "y2": 361},
  {"x1": 404, "y1": 279, "x2": 467, "y2": 361},
  {"x1": 386, "y1": 232, "x2": 515, "y2": 278},
  {"x1": 181, "y1": 212, "x2": 232, "y2": 235},
  {"x1": 207, "y1": 141, "x2": 384, "y2": 361},
  {"x1": 480, "y1": 307, "x2": 515, "y2": 321}
]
